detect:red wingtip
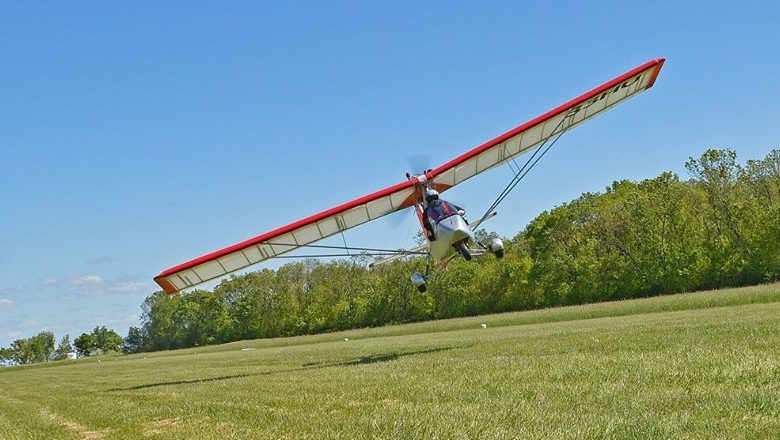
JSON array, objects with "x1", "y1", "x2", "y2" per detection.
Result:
[
  {"x1": 645, "y1": 57, "x2": 666, "y2": 89},
  {"x1": 154, "y1": 276, "x2": 179, "y2": 294}
]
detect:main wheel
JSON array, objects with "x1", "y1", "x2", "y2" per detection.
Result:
[
  {"x1": 455, "y1": 241, "x2": 472, "y2": 261},
  {"x1": 488, "y1": 238, "x2": 504, "y2": 259},
  {"x1": 411, "y1": 272, "x2": 427, "y2": 292}
]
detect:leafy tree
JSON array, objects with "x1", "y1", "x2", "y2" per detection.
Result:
[
  {"x1": 0, "y1": 346, "x2": 13, "y2": 364},
  {"x1": 92, "y1": 326, "x2": 124, "y2": 353},
  {"x1": 54, "y1": 335, "x2": 73, "y2": 360},
  {"x1": 73, "y1": 333, "x2": 94, "y2": 357},
  {"x1": 9, "y1": 338, "x2": 32, "y2": 364},
  {"x1": 5, "y1": 332, "x2": 55, "y2": 364},
  {"x1": 124, "y1": 326, "x2": 146, "y2": 354},
  {"x1": 73, "y1": 327, "x2": 123, "y2": 356},
  {"x1": 30, "y1": 331, "x2": 56, "y2": 362}
]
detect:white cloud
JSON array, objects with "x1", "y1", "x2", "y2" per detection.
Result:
[
  {"x1": 40, "y1": 276, "x2": 58, "y2": 286},
  {"x1": 39, "y1": 276, "x2": 60, "y2": 287},
  {"x1": 0, "y1": 298, "x2": 13, "y2": 308},
  {"x1": 85, "y1": 256, "x2": 119, "y2": 265},
  {"x1": 108, "y1": 281, "x2": 152, "y2": 293},
  {"x1": 71, "y1": 275, "x2": 103, "y2": 286},
  {"x1": 105, "y1": 314, "x2": 140, "y2": 326},
  {"x1": 0, "y1": 330, "x2": 24, "y2": 341}
]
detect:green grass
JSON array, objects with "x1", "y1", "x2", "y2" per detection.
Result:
[{"x1": 2, "y1": 283, "x2": 780, "y2": 439}]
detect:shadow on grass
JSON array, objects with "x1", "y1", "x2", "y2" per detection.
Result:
[
  {"x1": 303, "y1": 346, "x2": 455, "y2": 368},
  {"x1": 108, "y1": 346, "x2": 460, "y2": 392}
]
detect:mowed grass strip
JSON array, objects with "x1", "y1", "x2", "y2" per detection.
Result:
[{"x1": 1, "y1": 283, "x2": 779, "y2": 439}]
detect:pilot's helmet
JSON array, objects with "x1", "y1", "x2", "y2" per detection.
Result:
[{"x1": 425, "y1": 188, "x2": 440, "y2": 204}]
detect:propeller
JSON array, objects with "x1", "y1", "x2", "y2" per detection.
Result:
[
  {"x1": 384, "y1": 153, "x2": 430, "y2": 232},
  {"x1": 388, "y1": 153, "x2": 471, "y2": 231},
  {"x1": 385, "y1": 154, "x2": 431, "y2": 230},
  {"x1": 386, "y1": 205, "x2": 414, "y2": 229}
]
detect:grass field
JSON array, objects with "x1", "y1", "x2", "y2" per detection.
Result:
[{"x1": 2, "y1": 284, "x2": 780, "y2": 439}]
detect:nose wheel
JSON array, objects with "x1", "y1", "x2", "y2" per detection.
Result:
[
  {"x1": 410, "y1": 272, "x2": 427, "y2": 292},
  {"x1": 455, "y1": 241, "x2": 472, "y2": 261}
]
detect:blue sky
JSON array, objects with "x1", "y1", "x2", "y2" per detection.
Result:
[{"x1": 1, "y1": 1, "x2": 778, "y2": 347}]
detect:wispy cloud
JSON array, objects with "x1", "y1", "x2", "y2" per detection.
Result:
[
  {"x1": 0, "y1": 286, "x2": 22, "y2": 295},
  {"x1": 71, "y1": 275, "x2": 103, "y2": 286},
  {"x1": 108, "y1": 280, "x2": 152, "y2": 293},
  {"x1": 40, "y1": 276, "x2": 59, "y2": 286},
  {"x1": 85, "y1": 256, "x2": 120, "y2": 265},
  {"x1": 104, "y1": 313, "x2": 140, "y2": 326},
  {"x1": 0, "y1": 298, "x2": 13, "y2": 308},
  {"x1": 0, "y1": 330, "x2": 24, "y2": 341}
]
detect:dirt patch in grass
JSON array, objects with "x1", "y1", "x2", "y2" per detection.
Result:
[
  {"x1": 143, "y1": 417, "x2": 183, "y2": 436},
  {"x1": 40, "y1": 408, "x2": 109, "y2": 439}
]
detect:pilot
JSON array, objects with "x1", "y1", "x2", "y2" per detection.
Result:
[{"x1": 422, "y1": 189, "x2": 464, "y2": 241}]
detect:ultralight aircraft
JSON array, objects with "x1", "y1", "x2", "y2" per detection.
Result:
[{"x1": 155, "y1": 58, "x2": 665, "y2": 294}]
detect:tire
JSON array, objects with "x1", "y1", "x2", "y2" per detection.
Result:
[
  {"x1": 488, "y1": 238, "x2": 504, "y2": 259},
  {"x1": 417, "y1": 283, "x2": 427, "y2": 293},
  {"x1": 455, "y1": 241, "x2": 472, "y2": 261}
]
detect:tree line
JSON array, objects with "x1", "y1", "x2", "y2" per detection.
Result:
[
  {"x1": 3, "y1": 148, "x2": 779, "y2": 362},
  {"x1": 130, "y1": 148, "x2": 780, "y2": 352},
  {"x1": 0, "y1": 327, "x2": 124, "y2": 366}
]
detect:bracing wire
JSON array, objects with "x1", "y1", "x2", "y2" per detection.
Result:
[
  {"x1": 474, "y1": 114, "x2": 572, "y2": 226},
  {"x1": 340, "y1": 231, "x2": 351, "y2": 257},
  {"x1": 262, "y1": 242, "x2": 425, "y2": 254}
]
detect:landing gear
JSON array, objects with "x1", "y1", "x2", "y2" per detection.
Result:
[
  {"x1": 455, "y1": 241, "x2": 472, "y2": 261},
  {"x1": 487, "y1": 238, "x2": 504, "y2": 259},
  {"x1": 410, "y1": 272, "x2": 427, "y2": 292}
]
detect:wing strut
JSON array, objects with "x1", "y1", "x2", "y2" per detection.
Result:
[
  {"x1": 261, "y1": 242, "x2": 428, "y2": 256},
  {"x1": 473, "y1": 112, "x2": 571, "y2": 227}
]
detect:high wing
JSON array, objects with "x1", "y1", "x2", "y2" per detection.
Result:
[
  {"x1": 426, "y1": 58, "x2": 665, "y2": 193},
  {"x1": 154, "y1": 58, "x2": 665, "y2": 294},
  {"x1": 154, "y1": 180, "x2": 425, "y2": 293}
]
